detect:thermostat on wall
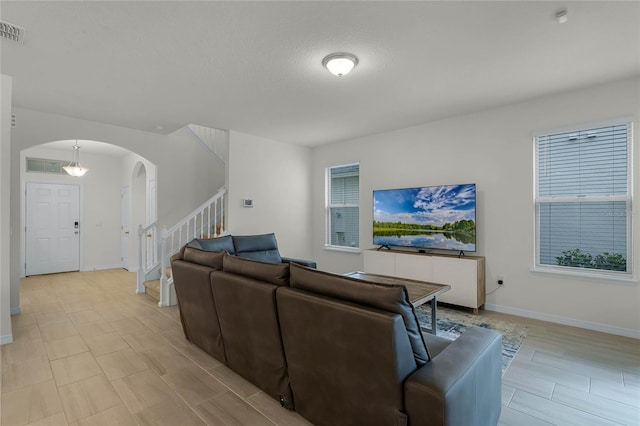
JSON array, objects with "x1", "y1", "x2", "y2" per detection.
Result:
[{"x1": 243, "y1": 199, "x2": 254, "y2": 208}]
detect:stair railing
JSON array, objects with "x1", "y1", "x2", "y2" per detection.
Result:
[
  {"x1": 186, "y1": 124, "x2": 228, "y2": 166},
  {"x1": 136, "y1": 222, "x2": 159, "y2": 293},
  {"x1": 157, "y1": 186, "x2": 227, "y2": 306}
]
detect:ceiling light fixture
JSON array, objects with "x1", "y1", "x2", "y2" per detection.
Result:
[
  {"x1": 63, "y1": 141, "x2": 89, "y2": 177},
  {"x1": 322, "y1": 53, "x2": 358, "y2": 77}
]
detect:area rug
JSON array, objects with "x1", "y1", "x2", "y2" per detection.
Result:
[{"x1": 415, "y1": 304, "x2": 528, "y2": 374}]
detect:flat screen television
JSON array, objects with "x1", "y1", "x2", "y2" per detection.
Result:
[{"x1": 373, "y1": 183, "x2": 476, "y2": 252}]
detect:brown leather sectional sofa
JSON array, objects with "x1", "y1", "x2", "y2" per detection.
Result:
[{"x1": 171, "y1": 245, "x2": 502, "y2": 426}]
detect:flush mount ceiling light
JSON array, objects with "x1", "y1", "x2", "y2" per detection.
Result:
[
  {"x1": 322, "y1": 53, "x2": 359, "y2": 77},
  {"x1": 63, "y1": 141, "x2": 89, "y2": 177}
]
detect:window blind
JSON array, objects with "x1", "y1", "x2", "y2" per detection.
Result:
[
  {"x1": 326, "y1": 164, "x2": 359, "y2": 248},
  {"x1": 535, "y1": 122, "x2": 632, "y2": 274}
]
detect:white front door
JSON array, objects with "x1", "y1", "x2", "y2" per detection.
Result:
[
  {"x1": 121, "y1": 186, "x2": 130, "y2": 270},
  {"x1": 26, "y1": 183, "x2": 80, "y2": 276}
]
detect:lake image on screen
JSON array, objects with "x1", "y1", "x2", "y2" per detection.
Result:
[{"x1": 373, "y1": 184, "x2": 476, "y2": 251}]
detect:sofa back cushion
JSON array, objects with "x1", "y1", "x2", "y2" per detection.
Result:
[
  {"x1": 188, "y1": 235, "x2": 235, "y2": 255},
  {"x1": 277, "y1": 287, "x2": 415, "y2": 425},
  {"x1": 232, "y1": 233, "x2": 283, "y2": 264},
  {"x1": 211, "y1": 271, "x2": 294, "y2": 408},
  {"x1": 170, "y1": 259, "x2": 226, "y2": 363},
  {"x1": 181, "y1": 247, "x2": 225, "y2": 270},
  {"x1": 223, "y1": 254, "x2": 289, "y2": 287},
  {"x1": 289, "y1": 263, "x2": 429, "y2": 366}
]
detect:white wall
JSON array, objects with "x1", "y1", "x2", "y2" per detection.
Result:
[
  {"x1": 21, "y1": 146, "x2": 123, "y2": 272},
  {"x1": 10, "y1": 108, "x2": 225, "y2": 315},
  {"x1": 311, "y1": 76, "x2": 640, "y2": 337},
  {"x1": 1, "y1": 75, "x2": 13, "y2": 344},
  {"x1": 121, "y1": 152, "x2": 157, "y2": 271},
  {"x1": 166, "y1": 126, "x2": 226, "y2": 226},
  {"x1": 228, "y1": 131, "x2": 312, "y2": 260}
]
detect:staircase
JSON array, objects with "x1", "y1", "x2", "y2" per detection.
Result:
[
  {"x1": 186, "y1": 124, "x2": 228, "y2": 166},
  {"x1": 143, "y1": 280, "x2": 160, "y2": 301},
  {"x1": 143, "y1": 267, "x2": 171, "y2": 302},
  {"x1": 137, "y1": 186, "x2": 227, "y2": 306},
  {"x1": 135, "y1": 123, "x2": 229, "y2": 306}
]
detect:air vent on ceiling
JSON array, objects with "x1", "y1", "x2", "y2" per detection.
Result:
[{"x1": 0, "y1": 21, "x2": 25, "y2": 44}]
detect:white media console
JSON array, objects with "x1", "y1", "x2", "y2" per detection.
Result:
[{"x1": 363, "y1": 248, "x2": 486, "y2": 314}]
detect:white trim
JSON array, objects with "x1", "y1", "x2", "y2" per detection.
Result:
[
  {"x1": 531, "y1": 265, "x2": 636, "y2": 284},
  {"x1": 323, "y1": 245, "x2": 361, "y2": 254},
  {"x1": 80, "y1": 264, "x2": 124, "y2": 272},
  {"x1": 0, "y1": 334, "x2": 13, "y2": 345},
  {"x1": 485, "y1": 303, "x2": 640, "y2": 340},
  {"x1": 10, "y1": 307, "x2": 21, "y2": 315}
]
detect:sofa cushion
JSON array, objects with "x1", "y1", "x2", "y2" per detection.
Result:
[
  {"x1": 277, "y1": 287, "x2": 415, "y2": 425},
  {"x1": 211, "y1": 271, "x2": 294, "y2": 408},
  {"x1": 170, "y1": 259, "x2": 226, "y2": 363},
  {"x1": 289, "y1": 263, "x2": 429, "y2": 366},
  {"x1": 182, "y1": 247, "x2": 225, "y2": 270},
  {"x1": 188, "y1": 235, "x2": 235, "y2": 255},
  {"x1": 232, "y1": 233, "x2": 283, "y2": 264},
  {"x1": 223, "y1": 254, "x2": 289, "y2": 287}
]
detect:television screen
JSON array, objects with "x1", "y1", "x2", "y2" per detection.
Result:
[{"x1": 373, "y1": 183, "x2": 476, "y2": 252}]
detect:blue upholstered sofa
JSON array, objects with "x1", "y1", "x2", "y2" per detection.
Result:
[{"x1": 188, "y1": 233, "x2": 317, "y2": 268}]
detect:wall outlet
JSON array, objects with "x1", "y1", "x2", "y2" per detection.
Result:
[{"x1": 497, "y1": 275, "x2": 504, "y2": 285}]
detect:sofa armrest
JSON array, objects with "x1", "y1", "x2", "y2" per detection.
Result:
[
  {"x1": 170, "y1": 252, "x2": 182, "y2": 263},
  {"x1": 281, "y1": 257, "x2": 317, "y2": 269},
  {"x1": 404, "y1": 326, "x2": 502, "y2": 426}
]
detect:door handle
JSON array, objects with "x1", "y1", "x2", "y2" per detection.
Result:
[
  {"x1": 124, "y1": 231, "x2": 129, "y2": 235},
  {"x1": 146, "y1": 234, "x2": 152, "y2": 238}
]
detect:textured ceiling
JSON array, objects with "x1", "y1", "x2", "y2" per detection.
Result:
[{"x1": 2, "y1": 1, "x2": 639, "y2": 146}]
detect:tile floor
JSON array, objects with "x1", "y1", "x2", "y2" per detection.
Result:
[
  {"x1": 1, "y1": 269, "x2": 639, "y2": 425},
  {"x1": 1, "y1": 269, "x2": 312, "y2": 426}
]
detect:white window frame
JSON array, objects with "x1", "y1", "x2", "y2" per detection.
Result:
[
  {"x1": 533, "y1": 118, "x2": 634, "y2": 282},
  {"x1": 325, "y1": 162, "x2": 360, "y2": 253}
]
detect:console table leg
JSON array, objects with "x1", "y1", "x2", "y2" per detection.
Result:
[{"x1": 430, "y1": 298, "x2": 438, "y2": 335}]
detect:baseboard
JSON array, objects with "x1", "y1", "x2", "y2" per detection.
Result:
[
  {"x1": 81, "y1": 264, "x2": 123, "y2": 272},
  {"x1": 10, "y1": 307, "x2": 21, "y2": 315},
  {"x1": 485, "y1": 304, "x2": 640, "y2": 340},
  {"x1": 0, "y1": 334, "x2": 13, "y2": 345}
]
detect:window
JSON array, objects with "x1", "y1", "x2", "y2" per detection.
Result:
[
  {"x1": 26, "y1": 157, "x2": 65, "y2": 174},
  {"x1": 534, "y1": 120, "x2": 633, "y2": 278},
  {"x1": 325, "y1": 163, "x2": 359, "y2": 250}
]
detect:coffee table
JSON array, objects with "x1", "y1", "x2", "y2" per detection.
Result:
[{"x1": 343, "y1": 271, "x2": 450, "y2": 335}]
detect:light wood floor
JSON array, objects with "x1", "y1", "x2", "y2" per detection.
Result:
[{"x1": 1, "y1": 269, "x2": 638, "y2": 426}]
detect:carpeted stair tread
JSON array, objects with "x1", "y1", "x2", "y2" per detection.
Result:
[{"x1": 144, "y1": 279, "x2": 160, "y2": 301}]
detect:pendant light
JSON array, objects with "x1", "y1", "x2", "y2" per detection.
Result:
[{"x1": 63, "y1": 141, "x2": 89, "y2": 177}]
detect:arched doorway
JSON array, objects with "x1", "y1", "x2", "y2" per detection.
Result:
[
  {"x1": 129, "y1": 161, "x2": 147, "y2": 273},
  {"x1": 20, "y1": 140, "x2": 157, "y2": 279}
]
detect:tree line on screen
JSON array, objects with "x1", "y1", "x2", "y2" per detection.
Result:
[{"x1": 373, "y1": 219, "x2": 475, "y2": 233}]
